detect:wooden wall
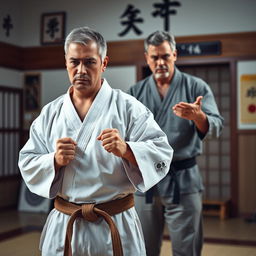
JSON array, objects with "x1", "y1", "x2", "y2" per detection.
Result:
[
  {"x1": 238, "y1": 135, "x2": 256, "y2": 214},
  {"x1": 0, "y1": 177, "x2": 20, "y2": 209},
  {"x1": 1, "y1": 32, "x2": 256, "y2": 70}
]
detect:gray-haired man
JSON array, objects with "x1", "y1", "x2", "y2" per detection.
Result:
[
  {"x1": 128, "y1": 30, "x2": 224, "y2": 256},
  {"x1": 19, "y1": 27, "x2": 173, "y2": 256}
]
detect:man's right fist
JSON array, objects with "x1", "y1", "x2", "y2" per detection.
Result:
[{"x1": 54, "y1": 137, "x2": 77, "y2": 170}]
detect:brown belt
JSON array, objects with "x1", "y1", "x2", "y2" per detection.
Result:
[{"x1": 54, "y1": 194, "x2": 134, "y2": 256}]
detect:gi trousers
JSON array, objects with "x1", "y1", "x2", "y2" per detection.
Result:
[{"x1": 135, "y1": 192, "x2": 203, "y2": 256}]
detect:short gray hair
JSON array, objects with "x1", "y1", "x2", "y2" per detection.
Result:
[
  {"x1": 144, "y1": 31, "x2": 176, "y2": 52},
  {"x1": 64, "y1": 27, "x2": 107, "y2": 61}
]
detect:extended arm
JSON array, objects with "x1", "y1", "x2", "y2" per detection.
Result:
[{"x1": 172, "y1": 96, "x2": 209, "y2": 135}]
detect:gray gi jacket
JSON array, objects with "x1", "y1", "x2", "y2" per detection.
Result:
[{"x1": 128, "y1": 67, "x2": 224, "y2": 198}]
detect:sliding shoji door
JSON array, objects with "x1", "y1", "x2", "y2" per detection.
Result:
[
  {"x1": 178, "y1": 64, "x2": 231, "y2": 200},
  {"x1": 0, "y1": 86, "x2": 23, "y2": 178}
]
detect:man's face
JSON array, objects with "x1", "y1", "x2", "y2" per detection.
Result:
[
  {"x1": 65, "y1": 42, "x2": 108, "y2": 95},
  {"x1": 145, "y1": 41, "x2": 177, "y2": 82}
]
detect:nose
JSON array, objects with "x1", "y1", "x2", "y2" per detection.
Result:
[
  {"x1": 77, "y1": 62, "x2": 86, "y2": 74},
  {"x1": 156, "y1": 58, "x2": 165, "y2": 66}
]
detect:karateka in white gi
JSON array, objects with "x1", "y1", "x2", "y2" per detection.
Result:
[
  {"x1": 18, "y1": 27, "x2": 174, "y2": 256},
  {"x1": 128, "y1": 31, "x2": 224, "y2": 256}
]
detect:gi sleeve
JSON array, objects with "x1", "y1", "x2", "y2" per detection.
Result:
[
  {"x1": 199, "y1": 81, "x2": 224, "y2": 140},
  {"x1": 122, "y1": 108, "x2": 173, "y2": 192},
  {"x1": 18, "y1": 117, "x2": 63, "y2": 199}
]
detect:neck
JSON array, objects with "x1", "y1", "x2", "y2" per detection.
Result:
[
  {"x1": 70, "y1": 86, "x2": 99, "y2": 121},
  {"x1": 155, "y1": 80, "x2": 169, "y2": 99},
  {"x1": 156, "y1": 78, "x2": 170, "y2": 87},
  {"x1": 154, "y1": 75, "x2": 173, "y2": 99}
]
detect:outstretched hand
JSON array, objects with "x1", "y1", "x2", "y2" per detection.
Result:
[
  {"x1": 172, "y1": 96, "x2": 209, "y2": 134},
  {"x1": 172, "y1": 96, "x2": 204, "y2": 121}
]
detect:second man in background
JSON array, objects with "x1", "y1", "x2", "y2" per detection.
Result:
[{"x1": 128, "y1": 30, "x2": 224, "y2": 256}]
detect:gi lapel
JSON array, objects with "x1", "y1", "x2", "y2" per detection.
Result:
[
  {"x1": 63, "y1": 80, "x2": 111, "y2": 152},
  {"x1": 154, "y1": 68, "x2": 181, "y2": 124},
  {"x1": 63, "y1": 87, "x2": 83, "y2": 131}
]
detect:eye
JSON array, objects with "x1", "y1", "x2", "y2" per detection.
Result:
[
  {"x1": 162, "y1": 54, "x2": 170, "y2": 60},
  {"x1": 151, "y1": 56, "x2": 158, "y2": 61},
  {"x1": 70, "y1": 59, "x2": 79, "y2": 66},
  {"x1": 85, "y1": 59, "x2": 97, "y2": 65}
]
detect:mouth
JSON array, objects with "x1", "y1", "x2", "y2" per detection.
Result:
[
  {"x1": 155, "y1": 69, "x2": 168, "y2": 74},
  {"x1": 154, "y1": 68, "x2": 170, "y2": 79},
  {"x1": 75, "y1": 78, "x2": 89, "y2": 82},
  {"x1": 73, "y1": 77, "x2": 90, "y2": 84},
  {"x1": 155, "y1": 67, "x2": 168, "y2": 72}
]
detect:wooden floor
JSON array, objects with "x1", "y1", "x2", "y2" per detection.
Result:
[
  {"x1": 161, "y1": 240, "x2": 256, "y2": 256},
  {"x1": 1, "y1": 209, "x2": 256, "y2": 255}
]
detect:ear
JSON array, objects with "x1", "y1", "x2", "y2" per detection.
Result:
[
  {"x1": 65, "y1": 55, "x2": 68, "y2": 70},
  {"x1": 173, "y1": 50, "x2": 177, "y2": 61},
  {"x1": 102, "y1": 56, "x2": 109, "y2": 72},
  {"x1": 144, "y1": 52, "x2": 150, "y2": 65}
]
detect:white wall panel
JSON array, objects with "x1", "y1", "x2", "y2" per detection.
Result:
[
  {"x1": 104, "y1": 66, "x2": 136, "y2": 92},
  {"x1": 0, "y1": 67, "x2": 22, "y2": 88},
  {"x1": 0, "y1": 0, "x2": 253, "y2": 46}
]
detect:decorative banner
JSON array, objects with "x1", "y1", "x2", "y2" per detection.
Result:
[
  {"x1": 240, "y1": 74, "x2": 256, "y2": 124},
  {"x1": 41, "y1": 12, "x2": 66, "y2": 45}
]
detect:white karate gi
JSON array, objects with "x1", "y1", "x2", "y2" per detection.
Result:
[{"x1": 18, "y1": 79, "x2": 173, "y2": 256}]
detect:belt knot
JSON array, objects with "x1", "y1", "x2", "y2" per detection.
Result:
[
  {"x1": 81, "y1": 204, "x2": 98, "y2": 222},
  {"x1": 54, "y1": 194, "x2": 135, "y2": 256}
]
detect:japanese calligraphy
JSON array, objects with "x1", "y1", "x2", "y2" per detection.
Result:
[
  {"x1": 180, "y1": 44, "x2": 201, "y2": 55},
  {"x1": 152, "y1": 0, "x2": 181, "y2": 31},
  {"x1": 240, "y1": 74, "x2": 256, "y2": 124},
  {"x1": 118, "y1": 1, "x2": 181, "y2": 37},
  {"x1": 176, "y1": 41, "x2": 221, "y2": 56},
  {"x1": 118, "y1": 4, "x2": 144, "y2": 37},
  {"x1": 246, "y1": 86, "x2": 256, "y2": 113},
  {"x1": 46, "y1": 17, "x2": 60, "y2": 39},
  {"x1": 247, "y1": 87, "x2": 256, "y2": 98},
  {"x1": 2, "y1": 14, "x2": 13, "y2": 37}
]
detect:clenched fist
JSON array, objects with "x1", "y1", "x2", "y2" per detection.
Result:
[
  {"x1": 54, "y1": 137, "x2": 77, "y2": 171},
  {"x1": 97, "y1": 128, "x2": 137, "y2": 166},
  {"x1": 97, "y1": 128, "x2": 127, "y2": 157}
]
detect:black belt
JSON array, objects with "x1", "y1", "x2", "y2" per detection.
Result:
[{"x1": 145, "y1": 157, "x2": 196, "y2": 204}]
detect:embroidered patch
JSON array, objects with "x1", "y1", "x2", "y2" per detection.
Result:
[{"x1": 154, "y1": 160, "x2": 167, "y2": 171}]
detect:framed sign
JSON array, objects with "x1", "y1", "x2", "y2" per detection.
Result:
[
  {"x1": 176, "y1": 41, "x2": 221, "y2": 56},
  {"x1": 41, "y1": 12, "x2": 66, "y2": 45},
  {"x1": 237, "y1": 61, "x2": 256, "y2": 129}
]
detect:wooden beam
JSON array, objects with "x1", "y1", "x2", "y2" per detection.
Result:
[
  {"x1": 0, "y1": 42, "x2": 23, "y2": 70},
  {"x1": 176, "y1": 31, "x2": 256, "y2": 59},
  {"x1": 23, "y1": 45, "x2": 66, "y2": 70},
  {"x1": 0, "y1": 32, "x2": 256, "y2": 70}
]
